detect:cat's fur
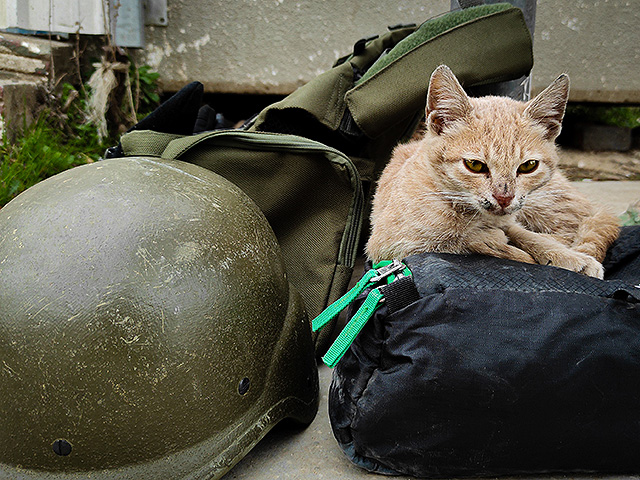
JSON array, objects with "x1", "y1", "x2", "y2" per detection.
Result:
[{"x1": 366, "y1": 65, "x2": 619, "y2": 278}]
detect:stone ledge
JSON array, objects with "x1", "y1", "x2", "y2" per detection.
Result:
[
  {"x1": 0, "y1": 32, "x2": 72, "y2": 59},
  {"x1": 0, "y1": 32, "x2": 77, "y2": 139},
  {"x1": 0, "y1": 75, "x2": 45, "y2": 140},
  {"x1": 562, "y1": 123, "x2": 634, "y2": 152},
  {"x1": 572, "y1": 180, "x2": 640, "y2": 216},
  {"x1": 0, "y1": 52, "x2": 48, "y2": 77}
]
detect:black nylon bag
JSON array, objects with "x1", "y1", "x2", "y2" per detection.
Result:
[{"x1": 329, "y1": 226, "x2": 640, "y2": 478}]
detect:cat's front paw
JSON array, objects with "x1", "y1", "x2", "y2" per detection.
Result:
[{"x1": 538, "y1": 249, "x2": 604, "y2": 279}]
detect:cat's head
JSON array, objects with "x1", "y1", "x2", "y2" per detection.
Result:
[{"x1": 424, "y1": 65, "x2": 569, "y2": 217}]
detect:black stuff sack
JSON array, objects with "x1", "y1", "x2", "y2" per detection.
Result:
[{"x1": 326, "y1": 226, "x2": 640, "y2": 478}]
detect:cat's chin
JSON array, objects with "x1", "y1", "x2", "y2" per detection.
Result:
[
  {"x1": 479, "y1": 198, "x2": 523, "y2": 217},
  {"x1": 491, "y1": 208, "x2": 512, "y2": 217},
  {"x1": 481, "y1": 204, "x2": 520, "y2": 218}
]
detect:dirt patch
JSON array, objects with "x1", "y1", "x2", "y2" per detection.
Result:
[{"x1": 559, "y1": 148, "x2": 640, "y2": 181}]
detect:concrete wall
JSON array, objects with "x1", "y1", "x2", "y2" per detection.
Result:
[
  {"x1": 138, "y1": 1, "x2": 449, "y2": 94},
  {"x1": 138, "y1": 0, "x2": 639, "y2": 103},
  {"x1": 531, "y1": 1, "x2": 639, "y2": 102}
]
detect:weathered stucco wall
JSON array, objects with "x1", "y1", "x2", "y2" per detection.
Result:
[
  {"x1": 139, "y1": 1, "x2": 449, "y2": 94},
  {"x1": 531, "y1": 1, "x2": 640, "y2": 102},
  {"x1": 138, "y1": 0, "x2": 640, "y2": 103}
]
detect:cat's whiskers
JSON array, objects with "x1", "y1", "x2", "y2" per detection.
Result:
[
  {"x1": 525, "y1": 190, "x2": 569, "y2": 208},
  {"x1": 528, "y1": 189, "x2": 567, "y2": 198},
  {"x1": 462, "y1": 209, "x2": 481, "y2": 230},
  {"x1": 417, "y1": 190, "x2": 478, "y2": 210}
]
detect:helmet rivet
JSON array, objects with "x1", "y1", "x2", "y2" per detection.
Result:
[
  {"x1": 238, "y1": 377, "x2": 251, "y2": 395},
  {"x1": 52, "y1": 439, "x2": 72, "y2": 456}
]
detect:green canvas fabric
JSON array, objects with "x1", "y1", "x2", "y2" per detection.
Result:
[
  {"x1": 122, "y1": 129, "x2": 364, "y2": 353},
  {"x1": 347, "y1": 5, "x2": 532, "y2": 138},
  {"x1": 120, "y1": 130, "x2": 183, "y2": 157},
  {"x1": 250, "y1": 25, "x2": 417, "y2": 135},
  {"x1": 354, "y1": 3, "x2": 513, "y2": 86}
]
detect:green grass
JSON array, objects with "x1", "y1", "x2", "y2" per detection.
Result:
[
  {"x1": 0, "y1": 114, "x2": 107, "y2": 207},
  {"x1": 0, "y1": 80, "x2": 111, "y2": 208},
  {"x1": 0, "y1": 60, "x2": 160, "y2": 208},
  {"x1": 620, "y1": 203, "x2": 640, "y2": 226},
  {"x1": 566, "y1": 104, "x2": 640, "y2": 129}
]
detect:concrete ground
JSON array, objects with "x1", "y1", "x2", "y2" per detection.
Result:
[
  {"x1": 573, "y1": 180, "x2": 639, "y2": 216},
  {"x1": 223, "y1": 170, "x2": 640, "y2": 479}
]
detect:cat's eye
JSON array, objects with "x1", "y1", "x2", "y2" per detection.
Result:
[
  {"x1": 463, "y1": 159, "x2": 488, "y2": 174},
  {"x1": 518, "y1": 160, "x2": 539, "y2": 174}
]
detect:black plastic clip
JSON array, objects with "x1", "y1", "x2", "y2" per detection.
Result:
[
  {"x1": 104, "y1": 143, "x2": 124, "y2": 159},
  {"x1": 353, "y1": 34, "x2": 379, "y2": 56}
]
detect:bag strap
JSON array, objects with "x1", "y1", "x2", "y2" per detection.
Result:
[
  {"x1": 120, "y1": 130, "x2": 184, "y2": 157},
  {"x1": 380, "y1": 275, "x2": 420, "y2": 314},
  {"x1": 312, "y1": 259, "x2": 414, "y2": 367},
  {"x1": 106, "y1": 81, "x2": 205, "y2": 159}
]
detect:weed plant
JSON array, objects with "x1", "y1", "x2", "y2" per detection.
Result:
[
  {"x1": 0, "y1": 115, "x2": 104, "y2": 207},
  {"x1": 565, "y1": 104, "x2": 640, "y2": 129},
  {"x1": 0, "y1": 60, "x2": 160, "y2": 208},
  {"x1": 621, "y1": 202, "x2": 640, "y2": 226},
  {"x1": 0, "y1": 83, "x2": 109, "y2": 208}
]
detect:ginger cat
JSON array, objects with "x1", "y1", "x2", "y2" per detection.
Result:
[{"x1": 367, "y1": 65, "x2": 619, "y2": 279}]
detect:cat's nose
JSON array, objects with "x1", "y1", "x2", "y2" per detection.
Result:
[{"x1": 493, "y1": 192, "x2": 514, "y2": 209}]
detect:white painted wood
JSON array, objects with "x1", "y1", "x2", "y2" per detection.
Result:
[{"x1": 0, "y1": 0, "x2": 105, "y2": 35}]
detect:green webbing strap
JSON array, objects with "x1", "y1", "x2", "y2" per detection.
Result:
[
  {"x1": 311, "y1": 268, "x2": 378, "y2": 332},
  {"x1": 322, "y1": 288, "x2": 384, "y2": 368},
  {"x1": 312, "y1": 259, "x2": 411, "y2": 368}
]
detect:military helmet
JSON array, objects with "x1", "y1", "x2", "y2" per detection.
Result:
[{"x1": 0, "y1": 157, "x2": 318, "y2": 479}]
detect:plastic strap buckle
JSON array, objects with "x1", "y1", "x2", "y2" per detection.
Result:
[{"x1": 321, "y1": 287, "x2": 384, "y2": 368}]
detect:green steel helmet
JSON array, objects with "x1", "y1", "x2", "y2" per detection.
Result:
[{"x1": 0, "y1": 157, "x2": 318, "y2": 479}]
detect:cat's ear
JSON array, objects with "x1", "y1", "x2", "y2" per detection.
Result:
[
  {"x1": 426, "y1": 65, "x2": 471, "y2": 135},
  {"x1": 524, "y1": 74, "x2": 570, "y2": 140}
]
